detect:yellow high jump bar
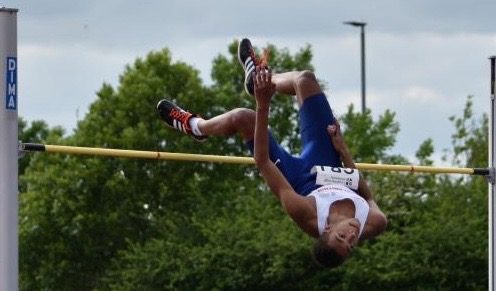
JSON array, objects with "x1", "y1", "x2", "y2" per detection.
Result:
[{"x1": 21, "y1": 143, "x2": 489, "y2": 176}]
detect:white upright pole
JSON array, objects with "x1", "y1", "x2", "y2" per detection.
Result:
[
  {"x1": 490, "y1": 56, "x2": 496, "y2": 291},
  {"x1": 0, "y1": 7, "x2": 19, "y2": 291}
]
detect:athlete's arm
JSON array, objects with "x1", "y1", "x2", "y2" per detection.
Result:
[
  {"x1": 252, "y1": 68, "x2": 316, "y2": 236},
  {"x1": 326, "y1": 121, "x2": 373, "y2": 201},
  {"x1": 360, "y1": 200, "x2": 388, "y2": 239}
]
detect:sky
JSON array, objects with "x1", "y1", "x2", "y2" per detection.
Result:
[{"x1": 3, "y1": 0, "x2": 496, "y2": 165}]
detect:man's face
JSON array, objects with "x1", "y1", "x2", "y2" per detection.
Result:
[{"x1": 324, "y1": 218, "x2": 361, "y2": 258}]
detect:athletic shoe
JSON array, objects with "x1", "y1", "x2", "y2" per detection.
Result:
[
  {"x1": 156, "y1": 99, "x2": 207, "y2": 142},
  {"x1": 237, "y1": 38, "x2": 257, "y2": 96}
]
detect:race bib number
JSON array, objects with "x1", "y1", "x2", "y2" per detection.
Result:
[{"x1": 311, "y1": 166, "x2": 360, "y2": 190}]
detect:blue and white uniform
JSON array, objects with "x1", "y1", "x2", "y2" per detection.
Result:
[{"x1": 308, "y1": 184, "x2": 369, "y2": 236}]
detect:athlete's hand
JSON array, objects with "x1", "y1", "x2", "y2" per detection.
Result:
[
  {"x1": 253, "y1": 66, "x2": 275, "y2": 107},
  {"x1": 327, "y1": 120, "x2": 348, "y2": 154}
]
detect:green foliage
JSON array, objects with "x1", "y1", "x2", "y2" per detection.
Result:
[
  {"x1": 449, "y1": 95, "x2": 488, "y2": 168},
  {"x1": 99, "y1": 192, "x2": 316, "y2": 291},
  {"x1": 18, "y1": 118, "x2": 64, "y2": 175},
  {"x1": 18, "y1": 118, "x2": 64, "y2": 195},
  {"x1": 19, "y1": 41, "x2": 488, "y2": 290},
  {"x1": 340, "y1": 105, "x2": 399, "y2": 163}
]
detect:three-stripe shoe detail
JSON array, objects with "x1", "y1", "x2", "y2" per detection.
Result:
[
  {"x1": 243, "y1": 55, "x2": 256, "y2": 95},
  {"x1": 156, "y1": 99, "x2": 207, "y2": 142},
  {"x1": 238, "y1": 38, "x2": 258, "y2": 96},
  {"x1": 169, "y1": 108, "x2": 192, "y2": 133},
  {"x1": 244, "y1": 55, "x2": 256, "y2": 79}
]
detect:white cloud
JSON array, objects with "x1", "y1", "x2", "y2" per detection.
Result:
[
  {"x1": 401, "y1": 86, "x2": 445, "y2": 104},
  {"x1": 18, "y1": 43, "x2": 131, "y2": 129}
]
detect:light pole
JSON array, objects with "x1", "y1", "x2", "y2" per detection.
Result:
[{"x1": 344, "y1": 21, "x2": 367, "y2": 114}]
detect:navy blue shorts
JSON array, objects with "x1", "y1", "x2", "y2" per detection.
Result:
[{"x1": 246, "y1": 93, "x2": 342, "y2": 196}]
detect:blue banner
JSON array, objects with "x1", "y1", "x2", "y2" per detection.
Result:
[{"x1": 5, "y1": 57, "x2": 17, "y2": 110}]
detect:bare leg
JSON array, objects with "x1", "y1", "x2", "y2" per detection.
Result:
[
  {"x1": 272, "y1": 70, "x2": 323, "y2": 106},
  {"x1": 197, "y1": 108, "x2": 255, "y2": 141},
  {"x1": 193, "y1": 71, "x2": 322, "y2": 140}
]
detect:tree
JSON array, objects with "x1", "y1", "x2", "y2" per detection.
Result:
[{"x1": 20, "y1": 48, "x2": 210, "y2": 290}]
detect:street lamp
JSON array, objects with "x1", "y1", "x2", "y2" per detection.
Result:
[{"x1": 343, "y1": 21, "x2": 367, "y2": 114}]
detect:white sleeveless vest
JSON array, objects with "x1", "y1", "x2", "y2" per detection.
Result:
[{"x1": 308, "y1": 184, "x2": 369, "y2": 237}]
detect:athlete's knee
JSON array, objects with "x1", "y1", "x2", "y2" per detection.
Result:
[
  {"x1": 229, "y1": 108, "x2": 255, "y2": 139},
  {"x1": 230, "y1": 108, "x2": 255, "y2": 124},
  {"x1": 295, "y1": 70, "x2": 322, "y2": 101},
  {"x1": 295, "y1": 70, "x2": 318, "y2": 89}
]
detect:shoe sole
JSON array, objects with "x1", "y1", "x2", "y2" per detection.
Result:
[{"x1": 237, "y1": 39, "x2": 244, "y2": 68}]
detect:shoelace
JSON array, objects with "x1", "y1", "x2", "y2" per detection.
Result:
[
  {"x1": 249, "y1": 48, "x2": 270, "y2": 69},
  {"x1": 169, "y1": 109, "x2": 191, "y2": 127}
]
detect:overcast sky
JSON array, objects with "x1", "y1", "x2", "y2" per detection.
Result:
[{"x1": 3, "y1": 0, "x2": 496, "y2": 164}]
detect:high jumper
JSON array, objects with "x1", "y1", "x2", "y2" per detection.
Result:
[{"x1": 156, "y1": 38, "x2": 387, "y2": 268}]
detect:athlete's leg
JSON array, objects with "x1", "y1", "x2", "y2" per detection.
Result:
[
  {"x1": 197, "y1": 108, "x2": 255, "y2": 141},
  {"x1": 197, "y1": 72, "x2": 323, "y2": 140},
  {"x1": 261, "y1": 69, "x2": 342, "y2": 169},
  {"x1": 157, "y1": 99, "x2": 254, "y2": 141},
  {"x1": 267, "y1": 69, "x2": 343, "y2": 169},
  {"x1": 157, "y1": 98, "x2": 309, "y2": 191},
  {"x1": 265, "y1": 66, "x2": 342, "y2": 169}
]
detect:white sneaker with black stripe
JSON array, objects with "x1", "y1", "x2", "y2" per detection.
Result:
[
  {"x1": 156, "y1": 99, "x2": 207, "y2": 142},
  {"x1": 237, "y1": 38, "x2": 257, "y2": 96}
]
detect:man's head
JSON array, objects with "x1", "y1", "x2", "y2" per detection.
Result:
[{"x1": 312, "y1": 218, "x2": 360, "y2": 268}]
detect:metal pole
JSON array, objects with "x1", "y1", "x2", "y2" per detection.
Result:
[
  {"x1": 490, "y1": 55, "x2": 496, "y2": 291},
  {"x1": 0, "y1": 7, "x2": 18, "y2": 291},
  {"x1": 360, "y1": 25, "x2": 366, "y2": 114},
  {"x1": 343, "y1": 21, "x2": 367, "y2": 114}
]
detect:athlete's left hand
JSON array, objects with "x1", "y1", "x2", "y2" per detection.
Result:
[
  {"x1": 327, "y1": 120, "x2": 348, "y2": 154},
  {"x1": 253, "y1": 66, "x2": 276, "y2": 106}
]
